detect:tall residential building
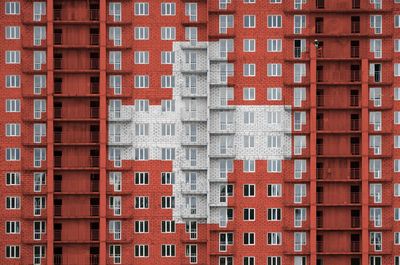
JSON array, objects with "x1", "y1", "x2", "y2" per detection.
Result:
[{"x1": 2, "y1": 0, "x2": 400, "y2": 265}]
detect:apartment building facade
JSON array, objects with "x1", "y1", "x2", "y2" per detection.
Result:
[{"x1": 1, "y1": 0, "x2": 400, "y2": 265}]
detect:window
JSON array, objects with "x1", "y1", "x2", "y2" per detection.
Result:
[
  {"x1": 5, "y1": 2, "x2": 20, "y2": 15},
  {"x1": 396, "y1": 257, "x2": 400, "y2": 265},
  {"x1": 110, "y1": 75, "x2": 122, "y2": 94},
  {"x1": 108, "y1": 220, "x2": 121, "y2": 241},
  {"x1": 244, "y1": 208, "x2": 255, "y2": 221},
  {"x1": 395, "y1": 232, "x2": 400, "y2": 245},
  {"x1": 6, "y1": 172, "x2": 20, "y2": 185},
  {"x1": 34, "y1": 245, "x2": 46, "y2": 265},
  {"x1": 161, "y1": 3, "x2": 175, "y2": 16},
  {"x1": 5, "y1": 245, "x2": 20, "y2": 258},
  {"x1": 161, "y1": 196, "x2": 175, "y2": 209},
  {"x1": 5, "y1": 51, "x2": 20, "y2": 64},
  {"x1": 294, "y1": 208, "x2": 307, "y2": 227},
  {"x1": 33, "y1": 220, "x2": 46, "y2": 240},
  {"x1": 109, "y1": 196, "x2": 122, "y2": 215},
  {"x1": 267, "y1": 39, "x2": 282, "y2": 52},
  {"x1": 244, "y1": 256, "x2": 255, "y2": 265},
  {"x1": 109, "y1": 27, "x2": 121, "y2": 46},
  {"x1": 134, "y1": 245, "x2": 149, "y2": 257},
  {"x1": 267, "y1": 159, "x2": 282, "y2": 172},
  {"x1": 268, "y1": 113, "x2": 282, "y2": 127},
  {"x1": 270, "y1": 0, "x2": 281, "y2": 2},
  {"x1": 243, "y1": 135, "x2": 255, "y2": 148},
  {"x1": 134, "y1": 220, "x2": 149, "y2": 233},
  {"x1": 33, "y1": 196, "x2": 46, "y2": 216},
  {"x1": 243, "y1": 15, "x2": 256, "y2": 28},
  {"x1": 161, "y1": 51, "x2": 175, "y2": 64},
  {"x1": 33, "y1": 99, "x2": 46, "y2": 119},
  {"x1": 267, "y1": 135, "x2": 282, "y2": 148},
  {"x1": 134, "y1": 51, "x2": 149, "y2": 64},
  {"x1": 134, "y1": 172, "x2": 149, "y2": 185},
  {"x1": 161, "y1": 27, "x2": 176, "y2": 40},
  {"x1": 294, "y1": 232, "x2": 307, "y2": 251},
  {"x1": 134, "y1": 100, "x2": 149, "y2": 112},
  {"x1": 395, "y1": 208, "x2": 400, "y2": 221},
  {"x1": 5, "y1": 123, "x2": 20, "y2": 136},
  {"x1": 33, "y1": 26, "x2": 46, "y2": 46},
  {"x1": 33, "y1": 2, "x2": 46, "y2": 21},
  {"x1": 243, "y1": 39, "x2": 255, "y2": 52},
  {"x1": 161, "y1": 123, "x2": 175, "y2": 136},
  {"x1": 267, "y1": 208, "x2": 282, "y2": 221},
  {"x1": 134, "y1": 123, "x2": 149, "y2": 136},
  {"x1": 134, "y1": 3, "x2": 149, "y2": 16},
  {"x1": 395, "y1": 184, "x2": 400, "y2": 196},
  {"x1": 109, "y1": 2, "x2": 121, "y2": 21},
  {"x1": 243, "y1": 184, "x2": 255, "y2": 197},
  {"x1": 161, "y1": 75, "x2": 175, "y2": 88},
  {"x1": 396, "y1": 40, "x2": 400, "y2": 53},
  {"x1": 109, "y1": 245, "x2": 121, "y2": 264},
  {"x1": 370, "y1": 232, "x2": 382, "y2": 251},
  {"x1": 109, "y1": 172, "x2": 122, "y2": 191},
  {"x1": 267, "y1": 257, "x2": 282, "y2": 265},
  {"x1": 267, "y1": 64, "x2": 282, "y2": 76},
  {"x1": 396, "y1": 15, "x2": 400, "y2": 28},
  {"x1": 294, "y1": 15, "x2": 306, "y2": 34},
  {"x1": 219, "y1": 15, "x2": 234, "y2": 34},
  {"x1": 34, "y1": 148, "x2": 46, "y2": 167},
  {"x1": 267, "y1": 87, "x2": 282, "y2": 100},
  {"x1": 244, "y1": 159, "x2": 255, "y2": 172},
  {"x1": 243, "y1": 232, "x2": 255, "y2": 245},
  {"x1": 243, "y1": 111, "x2": 255, "y2": 124},
  {"x1": 294, "y1": 184, "x2": 307, "y2": 203},
  {"x1": 267, "y1": 15, "x2": 282, "y2": 28},
  {"x1": 5, "y1": 26, "x2": 20, "y2": 39},
  {"x1": 267, "y1": 232, "x2": 281, "y2": 245},
  {"x1": 370, "y1": 15, "x2": 382, "y2": 34},
  {"x1": 161, "y1": 220, "x2": 175, "y2": 233},
  {"x1": 5, "y1": 75, "x2": 20, "y2": 88},
  {"x1": 134, "y1": 27, "x2": 149, "y2": 40},
  {"x1": 109, "y1": 51, "x2": 121, "y2": 70},
  {"x1": 185, "y1": 3, "x2": 198, "y2": 22},
  {"x1": 267, "y1": 184, "x2": 282, "y2": 197},
  {"x1": 161, "y1": 244, "x2": 176, "y2": 257},
  {"x1": 6, "y1": 196, "x2": 20, "y2": 209},
  {"x1": 134, "y1": 196, "x2": 149, "y2": 209},
  {"x1": 161, "y1": 172, "x2": 175, "y2": 185},
  {"x1": 243, "y1": 64, "x2": 256, "y2": 77},
  {"x1": 6, "y1": 99, "x2": 21, "y2": 112},
  {"x1": 6, "y1": 148, "x2": 20, "y2": 161},
  {"x1": 370, "y1": 39, "x2": 382, "y2": 58},
  {"x1": 161, "y1": 148, "x2": 175, "y2": 160},
  {"x1": 5, "y1": 221, "x2": 20, "y2": 234},
  {"x1": 161, "y1": 100, "x2": 175, "y2": 112}
]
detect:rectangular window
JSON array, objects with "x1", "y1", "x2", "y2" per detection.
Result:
[
  {"x1": 243, "y1": 64, "x2": 256, "y2": 77},
  {"x1": 267, "y1": 64, "x2": 282, "y2": 76},
  {"x1": 6, "y1": 148, "x2": 20, "y2": 161},
  {"x1": 134, "y1": 245, "x2": 149, "y2": 257},
  {"x1": 161, "y1": 220, "x2": 176, "y2": 233},
  {"x1": 134, "y1": 51, "x2": 149, "y2": 64},
  {"x1": 267, "y1": 232, "x2": 281, "y2": 245},
  {"x1": 267, "y1": 184, "x2": 282, "y2": 197},
  {"x1": 161, "y1": 172, "x2": 175, "y2": 184},
  {"x1": 243, "y1": 184, "x2": 255, "y2": 197},
  {"x1": 243, "y1": 15, "x2": 256, "y2": 28},
  {"x1": 161, "y1": 196, "x2": 175, "y2": 209},
  {"x1": 109, "y1": 245, "x2": 121, "y2": 264},
  {"x1": 267, "y1": 208, "x2": 282, "y2": 221},
  {"x1": 134, "y1": 3, "x2": 149, "y2": 16},
  {"x1": 134, "y1": 27, "x2": 149, "y2": 40},
  {"x1": 267, "y1": 87, "x2": 282, "y2": 100},
  {"x1": 5, "y1": 172, "x2": 20, "y2": 185},
  {"x1": 243, "y1": 39, "x2": 255, "y2": 52},
  {"x1": 134, "y1": 148, "x2": 149, "y2": 160},
  {"x1": 5, "y1": 51, "x2": 20, "y2": 64},
  {"x1": 267, "y1": 159, "x2": 282, "y2": 172},
  {"x1": 134, "y1": 196, "x2": 149, "y2": 209},
  {"x1": 6, "y1": 196, "x2": 20, "y2": 209},
  {"x1": 5, "y1": 221, "x2": 20, "y2": 234},
  {"x1": 134, "y1": 172, "x2": 149, "y2": 185},
  {"x1": 243, "y1": 208, "x2": 255, "y2": 221},
  {"x1": 267, "y1": 15, "x2": 282, "y2": 28},
  {"x1": 134, "y1": 220, "x2": 149, "y2": 233},
  {"x1": 5, "y1": 245, "x2": 20, "y2": 258},
  {"x1": 267, "y1": 39, "x2": 282, "y2": 52},
  {"x1": 161, "y1": 244, "x2": 176, "y2": 257},
  {"x1": 5, "y1": 75, "x2": 20, "y2": 88},
  {"x1": 5, "y1": 123, "x2": 20, "y2": 136},
  {"x1": 267, "y1": 257, "x2": 282, "y2": 265},
  {"x1": 5, "y1": 2, "x2": 20, "y2": 15},
  {"x1": 161, "y1": 3, "x2": 175, "y2": 16},
  {"x1": 5, "y1": 26, "x2": 20, "y2": 39},
  {"x1": 243, "y1": 232, "x2": 255, "y2": 245},
  {"x1": 161, "y1": 27, "x2": 176, "y2": 40}
]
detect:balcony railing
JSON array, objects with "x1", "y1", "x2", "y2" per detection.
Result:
[
  {"x1": 91, "y1": 131, "x2": 99, "y2": 143},
  {"x1": 351, "y1": 22, "x2": 360, "y2": 33},
  {"x1": 54, "y1": 156, "x2": 62, "y2": 168},
  {"x1": 317, "y1": 144, "x2": 323, "y2": 155},
  {"x1": 90, "y1": 58, "x2": 99, "y2": 70},
  {"x1": 352, "y1": 0, "x2": 360, "y2": 9},
  {"x1": 90, "y1": 82, "x2": 99, "y2": 94},
  {"x1": 350, "y1": 168, "x2": 360, "y2": 179},
  {"x1": 53, "y1": 9, "x2": 62, "y2": 21},
  {"x1": 317, "y1": 119, "x2": 324, "y2": 130},
  {"x1": 351, "y1": 144, "x2": 360, "y2": 155},
  {"x1": 350, "y1": 95, "x2": 359, "y2": 106},
  {"x1": 90, "y1": 229, "x2": 99, "y2": 241},
  {"x1": 316, "y1": 216, "x2": 323, "y2": 228},
  {"x1": 54, "y1": 82, "x2": 62, "y2": 94},
  {"x1": 317, "y1": 241, "x2": 323, "y2": 252},
  {"x1": 90, "y1": 107, "x2": 99, "y2": 118},
  {"x1": 54, "y1": 33, "x2": 62, "y2": 45},
  {"x1": 54, "y1": 229, "x2": 62, "y2": 241},
  {"x1": 351, "y1": 46, "x2": 360, "y2": 58},
  {"x1": 350, "y1": 192, "x2": 360, "y2": 204},
  {"x1": 351, "y1": 70, "x2": 360, "y2": 82},
  {"x1": 54, "y1": 180, "x2": 62, "y2": 192},
  {"x1": 54, "y1": 205, "x2": 99, "y2": 217},
  {"x1": 90, "y1": 180, "x2": 99, "y2": 192},
  {"x1": 54, "y1": 58, "x2": 63, "y2": 70},
  {"x1": 54, "y1": 254, "x2": 99, "y2": 265},
  {"x1": 89, "y1": 9, "x2": 99, "y2": 21},
  {"x1": 351, "y1": 119, "x2": 360, "y2": 131},
  {"x1": 351, "y1": 216, "x2": 360, "y2": 228},
  {"x1": 351, "y1": 241, "x2": 360, "y2": 252},
  {"x1": 317, "y1": 192, "x2": 324, "y2": 203},
  {"x1": 90, "y1": 156, "x2": 99, "y2": 167},
  {"x1": 54, "y1": 132, "x2": 62, "y2": 143},
  {"x1": 90, "y1": 34, "x2": 99, "y2": 45}
]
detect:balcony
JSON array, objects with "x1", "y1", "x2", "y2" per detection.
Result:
[
  {"x1": 53, "y1": 33, "x2": 99, "y2": 47},
  {"x1": 351, "y1": 216, "x2": 361, "y2": 228},
  {"x1": 317, "y1": 241, "x2": 323, "y2": 252},
  {"x1": 351, "y1": 46, "x2": 360, "y2": 58},
  {"x1": 317, "y1": 216, "x2": 323, "y2": 228},
  {"x1": 350, "y1": 70, "x2": 360, "y2": 82},
  {"x1": 350, "y1": 192, "x2": 360, "y2": 204},
  {"x1": 54, "y1": 254, "x2": 99, "y2": 265},
  {"x1": 351, "y1": 144, "x2": 360, "y2": 155},
  {"x1": 54, "y1": 205, "x2": 99, "y2": 218},
  {"x1": 53, "y1": 9, "x2": 99, "y2": 22},
  {"x1": 316, "y1": 168, "x2": 360, "y2": 181},
  {"x1": 317, "y1": 192, "x2": 324, "y2": 204},
  {"x1": 351, "y1": 241, "x2": 360, "y2": 252},
  {"x1": 54, "y1": 58, "x2": 100, "y2": 71},
  {"x1": 54, "y1": 107, "x2": 99, "y2": 120},
  {"x1": 351, "y1": 119, "x2": 360, "y2": 131},
  {"x1": 316, "y1": 95, "x2": 360, "y2": 109},
  {"x1": 90, "y1": 82, "x2": 99, "y2": 94},
  {"x1": 54, "y1": 156, "x2": 99, "y2": 168},
  {"x1": 54, "y1": 131, "x2": 99, "y2": 144},
  {"x1": 317, "y1": 144, "x2": 323, "y2": 155}
]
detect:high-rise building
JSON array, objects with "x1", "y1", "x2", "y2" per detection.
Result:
[{"x1": 1, "y1": 0, "x2": 400, "y2": 265}]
